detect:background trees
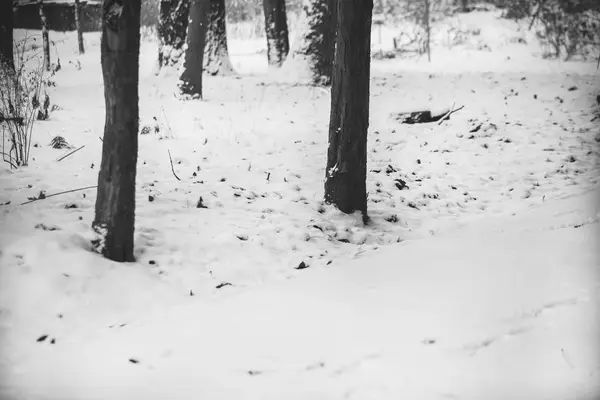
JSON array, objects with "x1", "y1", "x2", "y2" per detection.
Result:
[
  {"x1": 324, "y1": 0, "x2": 373, "y2": 218},
  {"x1": 263, "y1": 0, "x2": 290, "y2": 67},
  {"x1": 178, "y1": 0, "x2": 210, "y2": 97},
  {"x1": 74, "y1": 0, "x2": 85, "y2": 54},
  {"x1": 158, "y1": 0, "x2": 191, "y2": 68},
  {"x1": 0, "y1": 0, "x2": 14, "y2": 69},
  {"x1": 203, "y1": 0, "x2": 234, "y2": 75},
  {"x1": 93, "y1": 0, "x2": 142, "y2": 262},
  {"x1": 38, "y1": 0, "x2": 51, "y2": 71},
  {"x1": 284, "y1": 0, "x2": 336, "y2": 85}
]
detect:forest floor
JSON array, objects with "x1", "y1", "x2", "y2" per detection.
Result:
[{"x1": 0, "y1": 10, "x2": 599, "y2": 400}]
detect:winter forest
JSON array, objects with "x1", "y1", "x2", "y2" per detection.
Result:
[{"x1": 0, "y1": 0, "x2": 599, "y2": 398}]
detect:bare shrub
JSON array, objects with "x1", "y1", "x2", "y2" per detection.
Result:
[
  {"x1": 0, "y1": 35, "x2": 46, "y2": 168},
  {"x1": 535, "y1": 2, "x2": 600, "y2": 60}
]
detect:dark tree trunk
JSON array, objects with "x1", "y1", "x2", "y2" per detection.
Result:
[
  {"x1": 74, "y1": 0, "x2": 85, "y2": 54},
  {"x1": 39, "y1": 0, "x2": 50, "y2": 71},
  {"x1": 324, "y1": 0, "x2": 373, "y2": 218},
  {"x1": 93, "y1": 0, "x2": 142, "y2": 262},
  {"x1": 203, "y1": 0, "x2": 234, "y2": 75},
  {"x1": 178, "y1": 0, "x2": 209, "y2": 97},
  {"x1": 0, "y1": 0, "x2": 14, "y2": 70},
  {"x1": 461, "y1": 0, "x2": 468, "y2": 12},
  {"x1": 287, "y1": 0, "x2": 335, "y2": 85},
  {"x1": 158, "y1": 0, "x2": 191, "y2": 68},
  {"x1": 262, "y1": 0, "x2": 289, "y2": 67}
]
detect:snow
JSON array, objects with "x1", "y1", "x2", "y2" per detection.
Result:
[{"x1": 1, "y1": 9, "x2": 599, "y2": 400}]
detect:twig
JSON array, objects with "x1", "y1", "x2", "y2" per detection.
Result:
[
  {"x1": 20, "y1": 185, "x2": 97, "y2": 205},
  {"x1": 437, "y1": 104, "x2": 465, "y2": 125},
  {"x1": 1, "y1": 152, "x2": 18, "y2": 169},
  {"x1": 98, "y1": 136, "x2": 103, "y2": 142},
  {"x1": 57, "y1": 144, "x2": 84, "y2": 162},
  {"x1": 160, "y1": 106, "x2": 174, "y2": 139},
  {"x1": 437, "y1": 102, "x2": 455, "y2": 125},
  {"x1": 168, "y1": 149, "x2": 181, "y2": 181}
]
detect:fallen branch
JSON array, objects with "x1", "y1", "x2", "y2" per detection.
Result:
[
  {"x1": 438, "y1": 104, "x2": 465, "y2": 125},
  {"x1": 437, "y1": 102, "x2": 456, "y2": 125},
  {"x1": 168, "y1": 149, "x2": 181, "y2": 181},
  {"x1": 393, "y1": 104, "x2": 465, "y2": 125},
  {"x1": 57, "y1": 144, "x2": 85, "y2": 162},
  {"x1": 20, "y1": 185, "x2": 97, "y2": 205}
]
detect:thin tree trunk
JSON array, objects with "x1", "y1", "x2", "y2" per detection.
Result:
[
  {"x1": 324, "y1": 0, "x2": 372, "y2": 218},
  {"x1": 263, "y1": 0, "x2": 289, "y2": 67},
  {"x1": 203, "y1": 0, "x2": 234, "y2": 75},
  {"x1": 178, "y1": 0, "x2": 209, "y2": 97},
  {"x1": 0, "y1": 0, "x2": 14, "y2": 70},
  {"x1": 158, "y1": 0, "x2": 191, "y2": 68},
  {"x1": 74, "y1": 0, "x2": 85, "y2": 54},
  {"x1": 461, "y1": 0, "x2": 468, "y2": 12},
  {"x1": 284, "y1": 0, "x2": 335, "y2": 85},
  {"x1": 424, "y1": 0, "x2": 431, "y2": 62},
  {"x1": 39, "y1": 0, "x2": 50, "y2": 71},
  {"x1": 93, "y1": 0, "x2": 142, "y2": 262}
]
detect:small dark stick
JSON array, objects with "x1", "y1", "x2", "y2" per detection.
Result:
[
  {"x1": 20, "y1": 185, "x2": 97, "y2": 205},
  {"x1": 168, "y1": 150, "x2": 181, "y2": 181},
  {"x1": 57, "y1": 145, "x2": 85, "y2": 162}
]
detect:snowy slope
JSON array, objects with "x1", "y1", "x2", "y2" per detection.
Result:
[{"x1": 0, "y1": 183, "x2": 598, "y2": 400}]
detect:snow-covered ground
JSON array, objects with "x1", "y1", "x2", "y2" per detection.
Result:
[{"x1": 0, "y1": 10, "x2": 599, "y2": 400}]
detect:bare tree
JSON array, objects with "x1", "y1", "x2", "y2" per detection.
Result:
[
  {"x1": 0, "y1": 0, "x2": 14, "y2": 70},
  {"x1": 284, "y1": 0, "x2": 335, "y2": 85},
  {"x1": 74, "y1": 0, "x2": 85, "y2": 54},
  {"x1": 263, "y1": 0, "x2": 289, "y2": 67},
  {"x1": 93, "y1": 0, "x2": 142, "y2": 262},
  {"x1": 158, "y1": 0, "x2": 191, "y2": 68},
  {"x1": 203, "y1": 0, "x2": 234, "y2": 75},
  {"x1": 324, "y1": 0, "x2": 373, "y2": 218},
  {"x1": 178, "y1": 0, "x2": 210, "y2": 97},
  {"x1": 39, "y1": 0, "x2": 50, "y2": 71}
]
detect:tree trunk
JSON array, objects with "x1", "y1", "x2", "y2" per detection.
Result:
[
  {"x1": 203, "y1": 0, "x2": 234, "y2": 75},
  {"x1": 178, "y1": 0, "x2": 209, "y2": 97},
  {"x1": 424, "y1": 0, "x2": 431, "y2": 62},
  {"x1": 262, "y1": 0, "x2": 289, "y2": 67},
  {"x1": 93, "y1": 0, "x2": 142, "y2": 263},
  {"x1": 74, "y1": 0, "x2": 85, "y2": 54},
  {"x1": 0, "y1": 0, "x2": 14, "y2": 70},
  {"x1": 39, "y1": 0, "x2": 50, "y2": 71},
  {"x1": 324, "y1": 0, "x2": 372, "y2": 219},
  {"x1": 461, "y1": 0, "x2": 468, "y2": 12},
  {"x1": 158, "y1": 0, "x2": 191, "y2": 68},
  {"x1": 284, "y1": 0, "x2": 335, "y2": 85}
]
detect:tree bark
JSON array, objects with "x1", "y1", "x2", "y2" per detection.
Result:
[
  {"x1": 93, "y1": 0, "x2": 142, "y2": 262},
  {"x1": 39, "y1": 0, "x2": 50, "y2": 71},
  {"x1": 262, "y1": 0, "x2": 289, "y2": 67},
  {"x1": 74, "y1": 0, "x2": 85, "y2": 54},
  {"x1": 324, "y1": 0, "x2": 372, "y2": 218},
  {"x1": 203, "y1": 0, "x2": 234, "y2": 75},
  {"x1": 178, "y1": 0, "x2": 209, "y2": 97},
  {"x1": 158, "y1": 0, "x2": 191, "y2": 68},
  {"x1": 284, "y1": 0, "x2": 335, "y2": 85},
  {"x1": 0, "y1": 0, "x2": 14, "y2": 70}
]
